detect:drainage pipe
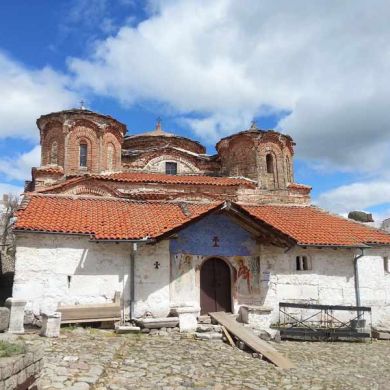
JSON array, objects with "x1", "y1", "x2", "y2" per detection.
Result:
[
  {"x1": 129, "y1": 243, "x2": 136, "y2": 320},
  {"x1": 354, "y1": 248, "x2": 365, "y2": 316}
]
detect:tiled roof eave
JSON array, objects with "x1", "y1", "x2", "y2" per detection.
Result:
[
  {"x1": 296, "y1": 242, "x2": 371, "y2": 248},
  {"x1": 13, "y1": 227, "x2": 155, "y2": 242}
]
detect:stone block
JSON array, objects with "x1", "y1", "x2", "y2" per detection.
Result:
[
  {"x1": 196, "y1": 324, "x2": 222, "y2": 333},
  {"x1": 115, "y1": 325, "x2": 140, "y2": 334},
  {"x1": 172, "y1": 306, "x2": 199, "y2": 332},
  {"x1": 372, "y1": 330, "x2": 390, "y2": 340},
  {"x1": 40, "y1": 312, "x2": 61, "y2": 338},
  {"x1": 0, "y1": 307, "x2": 10, "y2": 332},
  {"x1": 195, "y1": 332, "x2": 222, "y2": 341},
  {"x1": 136, "y1": 317, "x2": 179, "y2": 329},
  {"x1": 239, "y1": 305, "x2": 273, "y2": 329},
  {"x1": 5, "y1": 298, "x2": 26, "y2": 334}
]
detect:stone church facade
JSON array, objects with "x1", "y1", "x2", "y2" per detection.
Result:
[{"x1": 11, "y1": 108, "x2": 390, "y2": 328}]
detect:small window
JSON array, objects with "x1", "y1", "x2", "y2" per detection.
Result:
[
  {"x1": 266, "y1": 154, "x2": 274, "y2": 174},
  {"x1": 79, "y1": 143, "x2": 88, "y2": 167},
  {"x1": 50, "y1": 141, "x2": 58, "y2": 165},
  {"x1": 165, "y1": 162, "x2": 177, "y2": 175},
  {"x1": 296, "y1": 255, "x2": 311, "y2": 271},
  {"x1": 384, "y1": 257, "x2": 390, "y2": 273}
]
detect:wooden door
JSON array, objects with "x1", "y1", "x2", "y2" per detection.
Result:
[{"x1": 200, "y1": 258, "x2": 231, "y2": 315}]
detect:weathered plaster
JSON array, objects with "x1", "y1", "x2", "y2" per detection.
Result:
[
  {"x1": 13, "y1": 233, "x2": 132, "y2": 318},
  {"x1": 133, "y1": 240, "x2": 171, "y2": 318},
  {"x1": 170, "y1": 213, "x2": 258, "y2": 257}
]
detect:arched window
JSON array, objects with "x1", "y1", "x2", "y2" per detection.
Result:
[
  {"x1": 50, "y1": 141, "x2": 58, "y2": 165},
  {"x1": 107, "y1": 144, "x2": 115, "y2": 171},
  {"x1": 266, "y1": 154, "x2": 274, "y2": 174},
  {"x1": 79, "y1": 142, "x2": 88, "y2": 168}
]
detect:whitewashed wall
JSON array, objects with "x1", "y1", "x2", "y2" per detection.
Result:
[
  {"x1": 169, "y1": 245, "x2": 390, "y2": 327},
  {"x1": 133, "y1": 240, "x2": 171, "y2": 318},
  {"x1": 357, "y1": 248, "x2": 390, "y2": 327},
  {"x1": 13, "y1": 233, "x2": 171, "y2": 321},
  {"x1": 259, "y1": 246, "x2": 390, "y2": 326},
  {"x1": 13, "y1": 233, "x2": 132, "y2": 318},
  {"x1": 13, "y1": 232, "x2": 390, "y2": 327}
]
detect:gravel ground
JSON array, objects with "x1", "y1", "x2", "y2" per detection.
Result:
[{"x1": 21, "y1": 327, "x2": 390, "y2": 389}]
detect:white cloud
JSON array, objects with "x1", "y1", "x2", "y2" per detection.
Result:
[
  {"x1": 68, "y1": 0, "x2": 390, "y2": 175},
  {"x1": 0, "y1": 183, "x2": 24, "y2": 198},
  {"x1": 317, "y1": 181, "x2": 390, "y2": 214},
  {"x1": 0, "y1": 145, "x2": 41, "y2": 182},
  {"x1": 0, "y1": 52, "x2": 79, "y2": 140}
]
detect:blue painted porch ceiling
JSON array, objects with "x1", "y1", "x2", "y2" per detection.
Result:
[{"x1": 170, "y1": 213, "x2": 257, "y2": 256}]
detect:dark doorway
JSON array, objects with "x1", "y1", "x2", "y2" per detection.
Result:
[{"x1": 200, "y1": 258, "x2": 232, "y2": 315}]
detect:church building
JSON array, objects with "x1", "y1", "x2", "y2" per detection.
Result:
[{"x1": 11, "y1": 108, "x2": 390, "y2": 329}]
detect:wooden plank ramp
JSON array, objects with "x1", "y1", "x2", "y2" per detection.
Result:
[{"x1": 209, "y1": 312, "x2": 295, "y2": 369}]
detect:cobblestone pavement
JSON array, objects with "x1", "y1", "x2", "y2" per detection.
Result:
[{"x1": 22, "y1": 328, "x2": 390, "y2": 389}]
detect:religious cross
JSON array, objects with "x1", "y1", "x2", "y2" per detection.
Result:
[
  {"x1": 212, "y1": 236, "x2": 220, "y2": 247},
  {"x1": 155, "y1": 116, "x2": 162, "y2": 131},
  {"x1": 154, "y1": 261, "x2": 160, "y2": 269},
  {"x1": 80, "y1": 100, "x2": 86, "y2": 110}
]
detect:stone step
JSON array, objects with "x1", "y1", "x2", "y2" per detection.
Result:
[
  {"x1": 198, "y1": 315, "x2": 211, "y2": 324},
  {"x1": 195, "y1": 331, "x2": 222, "y2": 341},
  {"x1": 372, "y1": 330, "x2": 390, "y2": 340},
  {"x1": 196, "y1": 324, "x2": 222, "y2": 333}
]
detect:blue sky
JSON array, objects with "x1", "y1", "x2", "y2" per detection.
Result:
[{"x1": 0, "y1": 0, "x2": 390, "y2": 222}]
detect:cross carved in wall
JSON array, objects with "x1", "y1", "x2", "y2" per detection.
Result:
[
  {"x1": 212, "y1": 236, "x2": 220, "y2": 247},
  {"x1": 154, "y1": 261, "x2": 160, "y2": 269}
]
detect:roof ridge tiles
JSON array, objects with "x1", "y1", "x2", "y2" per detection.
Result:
[
  {"x1": 27, "y1": 192, "x2": 222, "y2": 206},
  {"x1": 311, "y1": 204, "x2": 390, "y2": 236}
]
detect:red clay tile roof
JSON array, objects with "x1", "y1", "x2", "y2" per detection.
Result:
[
  {"x1": 35, "y1": 172, "x2": 255, "y2": 194},
  {"x1": 91, "y1": 172, "x2": 255, "y2": 187},
  {"x1": 33, "y1": 166, "x2": 64, "y2": 175},
  {"x1": 15, "y1": 195, "x2": 221, "y2": 240},
  {"x1": 287, "y1": 183, "x2": 312, "y2": 190},
  {"x1": 240, "y1": 204, "x2": 390, "y2": 246},
  {"x1": 14, "y1": 196, "x2": 390, "y2": 246}
]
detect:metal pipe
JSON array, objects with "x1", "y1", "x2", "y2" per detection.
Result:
[
  {"x1": 129, "y1": 243, "x2": 136, "y2": 320},
  {"x1": 354, "y1": 248, "x2": 365, "y2": 315}
]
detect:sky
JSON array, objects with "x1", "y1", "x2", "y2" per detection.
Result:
[{"x1": 0, "y1": 0, "x2": 390, "y2": 222}]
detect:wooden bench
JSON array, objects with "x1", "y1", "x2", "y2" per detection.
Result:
[{"x1": 58, "y1": 291, "x2": 121, "y2": 324}]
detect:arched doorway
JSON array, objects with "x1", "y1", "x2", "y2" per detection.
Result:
[{"x1": 200, "y1": 258, "x2": 232, "y2": 315}]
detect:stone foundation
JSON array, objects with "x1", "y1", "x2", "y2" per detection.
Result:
[
  {"x1": 0, "y1": 339, "x2": 44, "y2": 390},
  {"x1": 239, "y1": 305, "x2": 273, "y2": 329},
  {"x1": 0, "y1": 308, "x2": 10, "y2": 332}
]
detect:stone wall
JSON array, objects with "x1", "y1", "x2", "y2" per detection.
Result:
[
  {"x1": 258, "y1": 246, "x2": 390, "y2": 326},
  {"x1": 13, "y1": 234, "x2": 132, "y2": 320},
  {"x1": 133, "y1": 240, "x2": 171, "y2": 318},
  {"x1": 237, "y1": 187, "x2": 311, "y2": 205},
  {"x1": 122, "y1": 147, "x2": 219, "y2": 175},
  {"x1": 0, "y1": 339, "x2": 44, "y2": 390},
  {"x1": 36, "y1": 110, "x2": 125, "y2": 185},
  {"x1": 216, "y1": 130, "x2": 295, "y2": 190},
  {"x1": 169, "y1": 217, "x2": 390, "y2": 327},
  {"x1": 12, "y1": 233, "x2": 171, "y2": 321}
]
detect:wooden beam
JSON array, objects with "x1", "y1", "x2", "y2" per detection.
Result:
[
  {"x1": 209, "y1": 312, "x2": 295, "y2": 369},
  {"x1": 221, "y1": 325, "x2": 235, "y2": 347}
]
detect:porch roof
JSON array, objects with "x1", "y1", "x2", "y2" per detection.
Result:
[
  {"x1": 238, "y1": 203, "x2": 390, "y2": 247},
  {"x1": 14, "y1": 195, "x2": 390, "y2": 247}
]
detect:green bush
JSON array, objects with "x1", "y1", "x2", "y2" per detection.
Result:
[{"x1": 0, "y1": 341, "x2": 25, "y2": 358}]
